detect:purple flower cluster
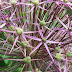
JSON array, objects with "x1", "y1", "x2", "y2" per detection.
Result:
[{"x1": 0, "y1": 0, "x2": 72, "y2": 72}]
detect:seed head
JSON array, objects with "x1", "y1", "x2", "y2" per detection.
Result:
[
  {"x1": 68, "y1": 27, "x2": 72, "y2": 31},
  {"x1": 21, "y1": 41, "x2": 27, "y2": 48},
  {"x1": 56, "y1": 46, "x2": 61, "y2": 52},
  {"x1": 24, "y1": 56, "x2": 31, "y2": 64},
  {"x1": 16, "y1": 28, "x2": 23, "y2": 35},
  {"x1": 8, "y1": 26, "x2": 14, "y2": 31},
  {"x1": 66, "y1": 51, "x2": 71, "y2": 57},
  {"x1": 55, "y1": 53, "x2": 61, "y2": 60},
  {"x1": 11, "y1": 0, "x2": 17, "y2": 5},
  {"x1": 33, "y1": 0, "x2": 39, "y2": 5},
  {"x1": 8, "y1": 35, "x2": 14, "y2": 43}
]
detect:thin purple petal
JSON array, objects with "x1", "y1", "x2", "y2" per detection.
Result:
[
  {"x1": 0, "y1": 29, "x2": 16, "y2": 33},
  {"x1": 37, "y1": 25, "x2": 43, "y2": 38},
  {"x1": 24, "y1": 35, "x2": 41, "y2": 41},
  {"x1": 39, "y1": 0, "x2": 53, "y2": 5},
  {"x1": 56, "y1": 17, "x2": 68, "y2": 29},
  {"x1": 23, "y1": 31, "x2": 39, "y2": 34},
  {"x1": 44, "y1": 43, "x2": 60, "y2": 72},
  {"x1": 46, "y1": 40, "x2": 65, "y2": 44}
]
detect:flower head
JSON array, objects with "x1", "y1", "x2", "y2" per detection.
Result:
[
  {"x1": 66, "y1": 51, "x2": 71, "y2": 57},
  {"x1": 8, "y1": 35, "x2": 14, "y2": 43},
  {"x1": 21, "y1": 41, "x2": 27, "y2": 48},
  {"x1": 11, "y1": 0, "x2": 17, "y2": 4},
  {"x1": 24, "y1": 56, "x2": 31, "y2": 64},
  {"x1": 55, "y1": 53, "x2": 61, "y2": 60},
  {"x1": 16, "y1": 28, "x2": 23, "y2": 35},
  {"x1": 33, "y1": 0, "x2": 39, "y2": 5}
]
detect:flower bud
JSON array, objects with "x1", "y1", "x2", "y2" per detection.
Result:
[
  {"x1": 64, "y1": 0, "x2": 69, "y2": 3},
  {"x1": 8, "y1": 26, "x2": 14, "y2": 31},
  {"x1": 16, "y1": 28, "x2": 23, "y2": 35},
  {"x1": 56, "y1": 46, "x2": 61, "y2": 52},
  {"x1": 26, "y1": 56, "x2": 31, "y2": 60},
  {"x1": 8, "y1": 35, "x2": 14, "y2": 43},
  {"x1": 33, "y1": 0, "x2": 39, "y2": 5},
  {"x1": 27, "y1": 60, "x2": 31, "y2": 64},
  {"x1": 11, "y1": 0, "x2": 17, "y2": 5},
  {"x1": 66, "y1": 51, "x2": 71, "y2": 57},
  {"x1": 55, "y1": 53, "x2": 61, "y2": 60},
  {"x1": 24, "y1": 58, "x2": 27, "y2": 63},
  {"x1": 24, "y1": 56, "x2": 31, "y2": 64},
  {"x1": 21, "y1": 41, "x2": 27, "y2": 48}
]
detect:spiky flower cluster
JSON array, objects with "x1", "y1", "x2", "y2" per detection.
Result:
[{"x1": 0, "y1": 0, "x2": 72, "y2": 72}]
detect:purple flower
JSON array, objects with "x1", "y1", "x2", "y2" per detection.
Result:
[{"x1": 0, "y1": 0, "x2": 72, "y2": 72}]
